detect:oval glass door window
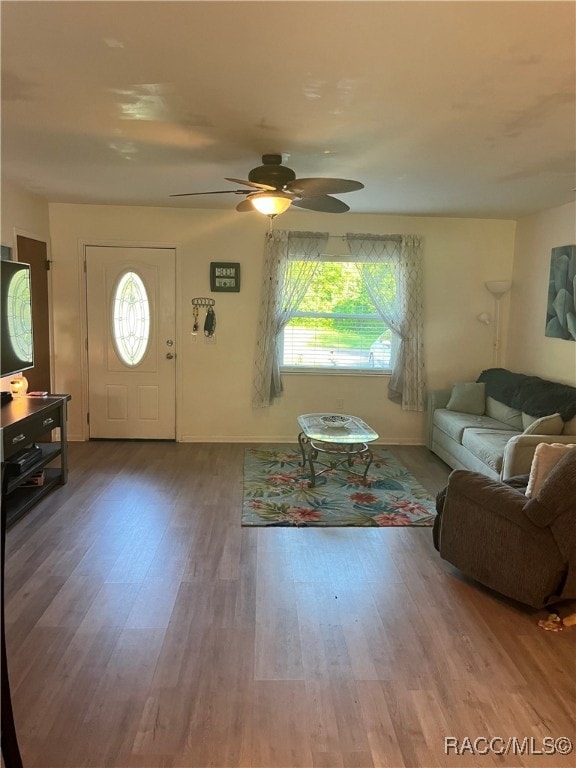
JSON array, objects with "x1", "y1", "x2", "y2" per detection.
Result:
[
  {"x1": 112, "y1": 271, "x2": 151, "y2": 366},
  {"x1": 7, "y1": 268, "x2": 33, "y2": 363}
]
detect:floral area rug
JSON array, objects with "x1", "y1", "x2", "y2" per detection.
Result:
[{"x1": 242, "y1": 445, "x2": 437, "y2": 527}]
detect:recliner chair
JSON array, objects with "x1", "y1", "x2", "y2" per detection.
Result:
[{"x1": 434, "y1": 450, "x2": 576, "y2": 608}]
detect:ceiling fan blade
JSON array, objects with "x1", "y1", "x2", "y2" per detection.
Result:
[
  {"x1": 291, "y1": 195, "x2": 350, "y2": 213},
  {"x1": 285, "y1": 178, "x2": 364, "y2": 197},
  {"x1": 225, "y1": 177, "x2": 276, "y2": 192},
  {"x1": 170, "y1": 190, "x2": 248, "y2": 197},
  {"x1": 236, "y1": 198, "x2": 256, "y2": 212}
]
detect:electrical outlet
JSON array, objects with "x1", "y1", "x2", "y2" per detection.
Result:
[{"x1": 336, "y1": 398, "x2": 344, "y2": 410}]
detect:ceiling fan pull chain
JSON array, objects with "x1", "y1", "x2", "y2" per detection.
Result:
[{"x1": 204, "y1": 306, "x2": 216, "y2": 337}]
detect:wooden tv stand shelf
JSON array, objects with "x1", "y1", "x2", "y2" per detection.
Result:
[{"x1": 1, "y1": 394, "x2": 71, "y2": 527}]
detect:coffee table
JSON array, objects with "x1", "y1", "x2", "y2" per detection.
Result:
[{"x1": 297, "y1": 413, "x2": 379, "y2": 488}]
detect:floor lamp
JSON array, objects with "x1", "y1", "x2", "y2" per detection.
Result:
[{"x1": 485, "y1": 280, "x2": 512, "y2": 366}]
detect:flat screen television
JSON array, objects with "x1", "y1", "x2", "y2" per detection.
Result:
[{"x1": 1, "y1": 259, "x2": 34, "y2": 379}]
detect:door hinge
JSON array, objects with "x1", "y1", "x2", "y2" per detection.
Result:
[
  {"x1": 46, "y1": 259, "x2": 52, "y2": 271},
  {"x1": 87, "y1": 412, "x2": 90, "y2": 425}
]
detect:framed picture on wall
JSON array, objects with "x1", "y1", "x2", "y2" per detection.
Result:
[{"x1": 210, "y1": 262, "x2": 240, "y2": 292}]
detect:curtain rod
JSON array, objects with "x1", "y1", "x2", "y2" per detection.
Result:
[
  {"x1": 326, "y1": 234, "x2": 403, "y2": 241},
  {"x1": 272, "y1": 231, "x2": 407, "y2": 244}
]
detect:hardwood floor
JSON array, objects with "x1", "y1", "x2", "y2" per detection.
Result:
[{"x1": 4, "y1": 442, "x2": 575, "y2": 768}]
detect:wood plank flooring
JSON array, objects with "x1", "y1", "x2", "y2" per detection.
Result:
[{"x1": 4, "y1": 442, "x2": 575, "y2": 768}]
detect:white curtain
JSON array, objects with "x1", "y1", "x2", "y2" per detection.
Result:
[
  {"x1": 252, "y1": 230, "x2": 329, "y2": 407},
  {"x1": 346, "y1": 233, "x2": 426, "y2": 411}
]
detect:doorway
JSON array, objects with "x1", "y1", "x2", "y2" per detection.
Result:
[
  {"x1": 16, "y1": 235, "x2": 51, "y2": 393},
  {"x1": 85, "y1": 246, "x2": 176, "y2": 439}
]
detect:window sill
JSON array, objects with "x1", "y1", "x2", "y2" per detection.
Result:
[{"x1": 281, "y1": 367, "x2": 391, "y2": 377}]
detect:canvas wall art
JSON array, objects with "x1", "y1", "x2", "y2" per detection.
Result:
[{"x1": 545, "y1": 244, "x2": 576, "y2": 341}]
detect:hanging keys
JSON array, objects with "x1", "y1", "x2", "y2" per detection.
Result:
[
  {"x1": 191, "y1": 298, "x2": 216, "y2": 338},
  {"x1": 204, "y1": 306, "x2": 216, "y2": 337}
]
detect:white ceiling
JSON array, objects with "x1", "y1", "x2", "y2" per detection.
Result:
[{"x1": 1, "y1": 1, "x2": 575, "y2": 219}]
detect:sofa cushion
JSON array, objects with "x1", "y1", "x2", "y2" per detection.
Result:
[
  {"x1": 522, "y1": 413, "x2": 564, "y2": 436},
  {"x1": 461, "y1": 428, "x2": 519, "y2": 472},
  {"x1": 525, "y1": 442, "x2": 576, "y2": 498},
  {"x1": 485, "y1": 397, "x2": 523, "y2": 430},
  {"x1": 446, "y1": 382, "x2": 485, "y2": 415},
  {"x1": 522, "y1": 412, "x2": 537, "y2": 430},
  {"x1": 433, "y1": 409, "x2": 512, "y2": 443}
]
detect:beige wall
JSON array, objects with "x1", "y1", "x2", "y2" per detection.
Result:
[
  {"x1": 48, "y1": 202, "x2": 515, "y2": 442},
  {"x1": 507, "y1": 202, "x2": 576, "y2": 386},
  {"x1": 1, "y1": 178, "x2": 50, "y2": 248},
  {"x1": 4, "y1": 179, "x2": 574, "y2": 444}
]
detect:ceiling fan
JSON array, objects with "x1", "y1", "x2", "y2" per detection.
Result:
[{"x1": 170, "y1": 154, "x2": 364, "y2": 216}]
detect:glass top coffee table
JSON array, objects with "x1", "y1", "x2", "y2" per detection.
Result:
[{"x1": 297, "y1": 413, "x2": 379, "y2": 488}]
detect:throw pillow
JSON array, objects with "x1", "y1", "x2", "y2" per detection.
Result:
[
  {"x1": 522, "y1": 413, "x2": 564, "y2": 436},
  {"x1": 525, "y1": 442, "x2": 576, "y2": 498},
  {"x1": 446, "y1": 382, "x2": 485, "y2": 415},
  {"x1": 524, "y1": 450, "x2": 576, "y2": 527}
]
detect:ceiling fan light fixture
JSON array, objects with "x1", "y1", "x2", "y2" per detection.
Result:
[
  {"x1": 250, "y1": 192, "x2": 293, "y2": 216},
  {"x1": 170, "y1": 155, "x2": 363, "y2": 215}
]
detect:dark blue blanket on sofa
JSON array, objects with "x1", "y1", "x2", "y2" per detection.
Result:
[{"x1": 477, "y1": 368, "x2": 576, "y2": 421}]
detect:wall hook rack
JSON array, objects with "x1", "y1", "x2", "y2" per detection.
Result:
[{"x1": 191, "y1": 297, "x2": 216, "y2": 307}]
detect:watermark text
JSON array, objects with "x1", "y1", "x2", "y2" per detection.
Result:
[{"x1": 444, "y1": 736, "x2": 573, "y2": 757}]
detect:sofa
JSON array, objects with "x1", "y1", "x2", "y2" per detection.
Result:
[
  {"x1": 433, "y1": 448, "x2": 576, "y2": 608},
  {"x1": 426, "y1": 368, "x2": 576, "y2": 480}
]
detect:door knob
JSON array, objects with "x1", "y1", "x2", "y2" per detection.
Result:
[{"x1": 166, "y1": 352, "x2": 175, "y2": 359}]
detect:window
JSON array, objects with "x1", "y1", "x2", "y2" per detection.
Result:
[
  {"x1": 111, "y1": 271, "x2": 151, "y2": 366},
  {"x1": 281, "y1": 257, "x2": 396, "y2": 372},
  {"x1": 6, "y1": 267, "x2": 33, "y2": 363},
  {"x1": 253, "y1": 230, "x2": 423, "y2": 410}
]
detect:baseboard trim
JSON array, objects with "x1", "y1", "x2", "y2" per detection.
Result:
[
  {"x1": 178, "y1": 435, "x2": 425, "y2": 445},
  {"x1": 68, "y1": 434, "x2": 425, "y2": 446}
]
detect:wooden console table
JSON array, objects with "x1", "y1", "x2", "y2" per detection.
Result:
[
  {"x1": 1, "y1": 394, "x2": 71, "y2": 528},
  {"x1": 1, "y1": 394, "x2": 70, "y2": 768}
]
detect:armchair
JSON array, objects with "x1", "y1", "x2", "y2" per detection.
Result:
[{"x1": 434, "y1": 450, "x2": 576, "y2": 608}]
